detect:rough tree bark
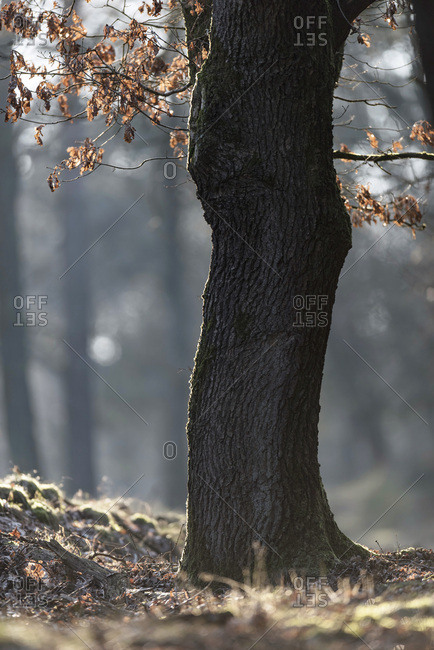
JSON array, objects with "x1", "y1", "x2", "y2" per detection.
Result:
[
  {"x1": 180, "y1": 0, "x2": 369, "y2": 583},
  {"x1": 413, "y1": 0, "x2": 434, "y2": 121}
]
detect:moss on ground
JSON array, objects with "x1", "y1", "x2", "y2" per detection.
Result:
[
  {"x1": 131, "y1": 512, "x2": 157, "y2": 528},
  {"x1": 29, "y1": 500, "x2": 58, "y2": 528},
  {"x1": 0, "y1": 485, "x2": 12, "y2": 501},
  {"x1": 39, "y1": 485, "x2": 62, "y2": 504},
  {"x1": 78, "y1": 506, "x2": 110, "y2": 527},
  {"x1": 0, "y1": 473, "x2": 432, "y2": 649},
  {"x1": 16, "y1": 477, "x2": 41, "y2": 499}
]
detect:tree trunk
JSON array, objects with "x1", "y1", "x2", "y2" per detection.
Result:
[
  {"x1": 413, "y1": 0, "x2": 434, "y2": 121},
  {"x1": 0, "y1": 74, "x2": 40, "y2": 474},
  {"x1": 161, "y1": 202, "x2": 189, "y2": 509},
  {"x1": 62, "y1": 179, "x2": 96, "y2": 496},
  {"x1": 180, "y1": 0, "x2": 367, "y2": 583}
]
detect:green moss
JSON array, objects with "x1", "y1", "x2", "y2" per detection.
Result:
[
  {"x1": 131, "y1": 513, "x2": 157, "y2": 529},
  {"x1": 188, "y1": 33, "x2": 243, "y2": 168},
  {"x1": 11, "y1": 487, "x2": 30, "y2": 509},
  {"x1": 205, "y1": 313, "x2": 215, "y2": 334},
  {"x1": 189, "y1": 335, "x2": 215, "y2": 412},
  {"x1": 199, "y1": 33, "x2": 241, "y2": 91},
  {"x1": 0, "y1": 485, "x2": 12, "y2": 500},
  {"x1": 0, "y1": 498, "x2": 25, "y2": 520},
  {"x1": 16, "y1": 477, "x2": 41, "y2": 499},
  {"x1": 78, "y1": 506, "x2": 110, "y2": 527},
  {"x1": 39, "y1": 484, "x2": 62, "y2": 504},
  {"x1": 30, "y1": 501, "x2": 58, "y2": 528},
  {"x1": 1, "y1": 477, "x2": 64, "y2": 511},
  {"x1": 181, "y1": 0, "x2": 212, "y2": 82},
  {"x1": 0, "y1": 485, "x2": 30, "y2": 509},
  {"x1": 182, "y1": 1, "x2": 211, "y2": 40}
]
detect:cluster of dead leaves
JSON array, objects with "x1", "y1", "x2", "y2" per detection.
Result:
[
  {"x1": 342, "y1": 131, "x2": 402, "y2": 153},
  {"x1": 350, "y1": 186, "x2": 423, "y2": 236},
  {"x1": 366, "y1": 130, "x2": 379, "y2": 149},
  {"x1": 47, "y1": 139, "x2": 104, "y2": 191},
  {"x1": 341, "y1": 119, "x2": 434, "y2": 155},
  {"x1": 382, "y1": 0, "x2": 409, "y2": 30},
  {"x1": 185, "y1": 0, "x2": 204, "y2": 16},
  {"x1": 0, "y1": 0, "x2": 41, "y2": 39},
  {"x1": 338, "y1": 119, "x2": 433, "y2": 235},
  {"x1": 0, "y1": 0, "x2": 190, "y2": 188},
  {"x1": 411, "y1": 120, "x2": 434, "y2": 147},
  {"x1": 357, "y1": 33, "x2": 370, "y2": 48},
  {"x1": 362, "y1": 130, "x2": 403, "y2": 152},
  {"x1": 354, "y1": 0, "x2": 408, "y2": 47},
  {"x1": 170, "y1": 127, "x2": 188, "y2": 156}
]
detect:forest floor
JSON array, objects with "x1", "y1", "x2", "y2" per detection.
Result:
[{"x1": 0, "y1": 472, "x2": 432, "y2": 649}]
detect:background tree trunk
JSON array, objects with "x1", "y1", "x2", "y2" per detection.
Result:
[
  {"x1": 147, "y1": 161, "x2": 190, "y2": 509},
  {"x1": 160, "y1": 200, "x2": 189, "y2": 509},
  {"x1": 0, "y1": 62, "x2": 40, "y2": 474},
  {"x1": 62, "y1": 179, "x2": 96, "y2": 495},
  {"x1": 413, "y1": 0, "x2": 434, "y2": 121},
  {"x1": 180, "y1": 0, "x2": 367, "y2": 583}
]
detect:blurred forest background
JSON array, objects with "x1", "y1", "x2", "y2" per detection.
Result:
[{"x1": 0, "y1": 4, "x2": 432, "y2": 551}]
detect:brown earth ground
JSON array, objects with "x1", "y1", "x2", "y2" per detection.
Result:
[{"x1": 0, "y1": 472, "x2": 432, "y2": 649}]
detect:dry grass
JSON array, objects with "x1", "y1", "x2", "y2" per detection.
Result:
[{"x1": 0, "y1": 472, "x2": 432, "y2": 649}]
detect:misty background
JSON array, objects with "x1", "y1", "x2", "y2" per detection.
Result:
[{"x1": 0, "y1": 6, "x2": 432, "y2": 551}]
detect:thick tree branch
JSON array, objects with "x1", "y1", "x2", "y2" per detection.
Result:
[{"x1": 333, "y1": 149, "x2": 434, "y2": 162}]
